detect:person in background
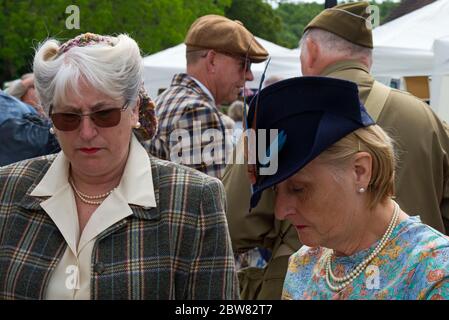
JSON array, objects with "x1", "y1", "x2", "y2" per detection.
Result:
[
  {"x1": 263, "y1": 75, "x2": 283, "y2": 88},
  {"x1": 0, "y1": 32, "x2": 238, "y2": 300},
  {"x1": 249, "y1": 76, "x2": 449, "y2": 300},
  {"x1": 227, "y1": 100, "x2": 244, "y2": 145},
  {"x1": 0, "y1": 90, "x2": 59, "y2": 166},
  {"x1": 4, "y1": 73, "x2": 44, "y2": 115},
  {"x1": 148, "y1": 14, "x2": 268, "y2": 179}
]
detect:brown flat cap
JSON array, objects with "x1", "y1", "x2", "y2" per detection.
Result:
[
  {"x1": 304, "y1": 1, "x2": 373, "y2": 48},
  {"x1": 185, "y1": 14, "x2": 269, "y2": 63}
]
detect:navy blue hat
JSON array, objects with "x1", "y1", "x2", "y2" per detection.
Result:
[{"x1": 249, "y1": 76, "x2": 375, "y2": 208}]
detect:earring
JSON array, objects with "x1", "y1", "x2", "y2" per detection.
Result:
[
  {"x1": 49, "y1": 127, "x2": 55, "y2": 135},
  {"x1": 358, "y1": 187, "x2": 366, "y2": 193},
  {"x1": 134, "y1": 121, "x2": 141, "y2": 129}
]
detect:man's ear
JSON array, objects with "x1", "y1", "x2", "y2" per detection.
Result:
[
  {"x1": 205, "y1": 50, "x2": 217, "y2": 73},
  {"x1": 305, "y1": 37, "x2": 320, "y2": 71}
]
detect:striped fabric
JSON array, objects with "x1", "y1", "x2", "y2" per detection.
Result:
[
  {"x1": 0, "y1": 154, "x2": 239, "y2": 300},
  {"x1": 147, "y1": 73, "x2": 234, "y2": 180}
]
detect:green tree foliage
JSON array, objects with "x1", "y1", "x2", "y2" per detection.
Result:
[
  {"x1": 0, "y1": 0, "x2": 231, "y2": 85},
  {"x1": 0, "y1": 0, "x2": 401, "y2": 86},
  {"x1": 274, "y1": 0, "x2": 400, "y2": 49},
  {"x1": 371, "y1": 0, "x2": 401, "y2": 23},
  {"x1": 224, "y1": 0, "x2": 283, "y2": 44},
  {"x1": 275, "y1": 2, "x2": 323, "y2": 48}
]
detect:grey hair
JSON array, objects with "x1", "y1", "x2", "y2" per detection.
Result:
[
  {"x1": 33, "y1": 34, "x2": 143, "y2": 113},
  {"x1": 227, "y1": 100, "x2": 244, "y2": 122},
  {"x1": 300, "y1": 28, "x2": 372, "y2": 64},
  {"x1": 186, "y1": 49, "x2": 209, "y2": 65}
]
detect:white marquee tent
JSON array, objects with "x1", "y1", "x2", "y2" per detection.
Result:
[
  {"x1": 371, "y1": 0, "x2": 449, "y2": 121},
  {"x1": 143, "y1": 37, "x2": 300, "y2": 99}
]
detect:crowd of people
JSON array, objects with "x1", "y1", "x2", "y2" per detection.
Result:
[{"x1": 0, "y1": 1, "x2": 448, "y2": 300}]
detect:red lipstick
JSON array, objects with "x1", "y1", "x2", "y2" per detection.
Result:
[{"x1": 79, "y1": 148, "x2": 100, "y2": 154}]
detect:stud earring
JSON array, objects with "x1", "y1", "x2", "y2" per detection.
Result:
[
  {"x1": 49, "y1": 127, "x2": 55, "y2": 135},
  {"x1": 358, "y1": 187, "x2": 366, "y2": 193},
  {"x1": 134, "y1": 121, "x2": 141, "y2": 129}
]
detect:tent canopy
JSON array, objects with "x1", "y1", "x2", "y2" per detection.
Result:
[
  {"x1": 143, "y1": 37, "x2": 300, "y2": 99},
  {"x1": 371, "y1": 0, "x2": 449, "y2": 77}
]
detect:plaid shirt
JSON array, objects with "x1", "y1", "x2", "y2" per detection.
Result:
[
  {"x1": 0, "y1": 154, "x2": 239, "y2": 300},
  {"x1": 147, "y1": 74, "x2": 234, "y2": 180}
]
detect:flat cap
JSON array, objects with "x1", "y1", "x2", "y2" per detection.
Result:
[
  {"x1": 248, "y1": 77, "x2": 375, "y2": 208},
  {"x1": 304, "y1": 1, "x2": 373, "y2": 48},
  {"x1": 185, "y1": 14, "x2": 269, "y2": 63}
]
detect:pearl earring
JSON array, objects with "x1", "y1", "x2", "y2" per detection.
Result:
[
  {"x1": 358, "y1": 187, "x2": 366, "y2": 193},
  {"x1": 134, "y1": 121, "x2": 141, "y2": 129},
  {"x1": 49, "y1": 127, "x2": 55, "y2": 135}
]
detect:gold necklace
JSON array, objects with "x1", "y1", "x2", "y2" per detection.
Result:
[{"x1": 69, "y1": 179, "x2": 114, "y2": 205}]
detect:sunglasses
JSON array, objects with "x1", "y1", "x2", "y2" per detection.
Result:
[
  {"x1": 49, "y1": 101, "x2": 129, "y2": 131},
  {"x1": 219, "y1": 51, "x2": 252, "y2": 72}
]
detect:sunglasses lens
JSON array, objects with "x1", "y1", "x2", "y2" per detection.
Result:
[
  {"x1": 50, "y1": 113, "x2": 81, "y2": 131},
  {"x1": 50, "y1": 108, "x2": 122, "y2": 131},
  {"x1": 91, "y1": 108, "x2": 121, "y2": 127}
]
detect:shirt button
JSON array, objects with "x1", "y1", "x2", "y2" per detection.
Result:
[{"x1": 94, "y1": 262, "x2": 105, "y2": 274}]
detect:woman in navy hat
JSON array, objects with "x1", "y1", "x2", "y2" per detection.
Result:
[{"x1": 248, "y1": 77, "x2": 449, "y2": 300}]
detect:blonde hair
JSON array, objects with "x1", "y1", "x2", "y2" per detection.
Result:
[
  {"x1": 33, "y1": 34, "x2": 143, "y2": 113},
  {"x1": 318, "y1": 125, "x2": 396, "y2": 208}
]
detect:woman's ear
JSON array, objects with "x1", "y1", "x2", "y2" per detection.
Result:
[
  {"x1": 353, "y1": 152, "x2": 372, "y2": 190},
  {"x1": 132, "y1": 97, "x2": 140, "y2": 123}
]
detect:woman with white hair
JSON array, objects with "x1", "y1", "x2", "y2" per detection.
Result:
[{"x1": 0, "y1": 33, "x2": 238, "y2": 300}]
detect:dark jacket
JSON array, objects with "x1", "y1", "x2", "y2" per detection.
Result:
[{"x1": 0, "y1": 91, "x2": 59, "y2": 166}]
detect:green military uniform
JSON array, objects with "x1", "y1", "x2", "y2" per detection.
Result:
[{"x1": 222, "y1": 144, "x2": 300, "y2": 300}]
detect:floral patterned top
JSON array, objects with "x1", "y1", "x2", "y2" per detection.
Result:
[{"x1": 282, "y1": 216, "x2": 449, "y2": 300}]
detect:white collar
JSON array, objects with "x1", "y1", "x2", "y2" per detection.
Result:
[
  {"x1": 190, "y1": 76, "x2": 216, "y2": 104},
  {"x1": 31, "y1": 134, "x2": 156, "y2": 207},
  {"x1": 30, "y1": 134, "x2": 157, "y2": 254}
]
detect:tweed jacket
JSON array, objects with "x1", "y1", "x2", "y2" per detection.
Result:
[
  {"x1": 147, "y1": 73, "x2": 234, "y2": 180},
  {"x1": 0, "y1": 154, "x2": 239, "y2": 300}
]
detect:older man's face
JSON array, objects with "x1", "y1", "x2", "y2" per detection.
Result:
[{"x1": 214, "y1": 52, "x2": 254, "y2": 105}]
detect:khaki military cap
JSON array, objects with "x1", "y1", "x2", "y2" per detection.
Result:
[
  {"x1": 185, "y1": 14, "x2": 269, "y2": 63},
  {"x1": 304, "y1": 1, "x2": 373, "y2": 48}
]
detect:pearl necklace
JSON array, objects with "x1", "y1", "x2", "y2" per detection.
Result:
[
  {"x1": 324, "y1": 202, "x2": 399, "y2": 292},
  {"x1": 69, "y1": 178, "x2": 114, "y2": 206}
]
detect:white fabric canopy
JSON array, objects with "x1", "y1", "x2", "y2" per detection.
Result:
[
  {"x1": 371, "y1": 0, "x2": 449, "y2": 78},
  {"x1": 371, "y1": 0, "x2": 449, "y2": 121},
  {"x1": 143, "y1": 37, "x2": 300, "y2": 99}
]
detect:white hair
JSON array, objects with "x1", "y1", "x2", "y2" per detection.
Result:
[
  {"x1": 33, "y1": 34, "x2": 143, "y2": 113},
  {"x1": 300, "y1": 28, "x2": 372, "y2": 64}
]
